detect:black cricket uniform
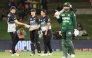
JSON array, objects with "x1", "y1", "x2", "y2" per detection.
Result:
[
  {"x1": 7, "y1": 12, "x2": 19, "y2": 54},
  {"x1": 40, "y1": 16, "x2": 52, "y2": 54},
  {"x1": 28, "y1": 16, "x2": 41, "y2": 54}
]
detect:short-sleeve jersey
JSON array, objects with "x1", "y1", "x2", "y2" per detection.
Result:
[
  {"x1": 59, "y1": 11, "x2": 77, "y2": 30},
  {"x1": 40, "y1": 16, "x2": 51, "y2": 31},
  {"x1": 28, "y1": 16, "x2": 40, "y2": 28},
  {"x1": 7, "y1": 13, "x2": 17, "y2": 32}
]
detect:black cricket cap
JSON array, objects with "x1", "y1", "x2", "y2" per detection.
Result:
[
  {"x1": 30, "y1": 9, "x2": 36, "y2": 12},
  {"x1": 10, "y1": 6, "x2": 17, "y2": 10}
]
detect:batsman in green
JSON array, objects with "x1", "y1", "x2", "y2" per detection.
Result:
[{"x1": 54, "y1": 2, "x2": 79, "y2": 58}]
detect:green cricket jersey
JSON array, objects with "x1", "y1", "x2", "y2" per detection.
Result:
[{"x1": 58, "y1": 10, "x2": 77, "y2": 30}]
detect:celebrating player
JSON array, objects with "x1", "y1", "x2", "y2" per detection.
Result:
[
  {"x1": 40, "y1": 9, "x2": 52, "y2": 56},
  {"x1": 54, "y1": 2, "x2": 79, "y2": 58},
  {"x1": 7, "y1": 6, "x2": 28, "y2": 56},
  {"x1": 28, "y1": 9, "x2": 41, "y2": 56}
]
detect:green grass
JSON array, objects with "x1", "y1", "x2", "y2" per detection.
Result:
[{"x1": 0, "y1": 51, "x2": 92, "y2": 58}]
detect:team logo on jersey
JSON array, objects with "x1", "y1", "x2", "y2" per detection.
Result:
[
  {"x1": 74, "y1": 14, "x2": 76, "y2": 16},
  {"x1": 8, "y1": 14, "x2": 10, "y2": 17},
  {"x1": 48, "y1": 19, "x2": 50, "y2": 21},
  {"x1": 43, "y1": 19, "x2": 45, "y2": 20},
  {"x1": 30, "y1": 18, "x2": 32, "y2": 20},
  {"x1": 40, "y1": 20, "x2": 42, "y2": 21},
  {"x1": 68, "y1": 14, "x2": 70, "y2": 16},
  {"x1": 34, "y1": 18, "x2": 36, "y2": 19},
  {"x1": 61, "y1": 14, "x2": 65, "y2": 16},
  {"x1": 68, "y1": 32, "x2": 71, "y2": 35}
]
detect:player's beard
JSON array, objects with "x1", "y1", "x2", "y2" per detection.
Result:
[
  {"x1": 64, "y1": 7, "x2": 70, "y2": 12},
  {"x1": 64, "y1": 8, "x2": 70, "y2": 12},
  {"x1": 65, "y1": 9, "x2": 69, "y2": 11}
]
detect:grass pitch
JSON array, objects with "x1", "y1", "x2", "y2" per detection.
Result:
[{"x1": 0, "y1": 51, "x2": 92, "y2": 58}]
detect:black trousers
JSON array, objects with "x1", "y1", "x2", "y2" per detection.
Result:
[
  {"x1": 9, "y1": 32, "x2": 19, "y2": 54},
  {"x1": 30, "y1": 30, "x2": 41, "y2": 54},
  {"x1": 43, "y1": 30, "x2": 52, "y2": 53}
]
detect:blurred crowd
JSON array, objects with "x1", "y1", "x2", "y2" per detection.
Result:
[
  {"x1": 0, "y1": 0, "x2": 49, "y2": 21},
  {"x1": 0, "y1": 0, "x2": 89, "y2": 40}
]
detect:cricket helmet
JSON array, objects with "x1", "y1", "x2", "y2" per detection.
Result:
[{"x1": 63, "y1": 2, "x2": 70, "y2": 7}]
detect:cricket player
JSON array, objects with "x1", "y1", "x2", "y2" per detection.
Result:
[
  {"x1": 7, "y1": 6, "x2": 28, "y2": 56},
  {"x1": 54, "y1": 2, "x2": 79, "y2": 58},
  {"x1": 40, "y1": 9, "x2": 52, "y2": 56},
  {"x1": 28, "y1": 9, "x2": 41, "y2": 56}
]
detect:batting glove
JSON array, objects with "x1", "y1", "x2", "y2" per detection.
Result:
[
  {"x1": 55, "y1": 11, "x2": 60, "y2": 19},
  {"x1": 74, "y1": 29, "x2": 79, "y2": 36}
]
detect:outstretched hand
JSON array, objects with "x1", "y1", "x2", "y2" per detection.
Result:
[{"x1": 24, "y1": 24, "x2": 30, "y2": 28}]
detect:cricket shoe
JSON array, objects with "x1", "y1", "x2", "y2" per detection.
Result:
[
  {"x1": 62, "y1": 55, "x2": 69, "y2": 58},
  {"x1": 30, "y1": 54, "x2": 35, "y2": 56},
  {"x1": 40, "y1": 53, "x2": 48, "y2": 56},
  {"x1": 9, "y1": 50, "x2": 12, "y2": 53},
  {"x1": 38, "y1": 53, "x2": 41, "y2": 56},
  {"x1": 48, "y1": 53, "x2": 52, "y2": 56},
  {"x1": 12, "y1": 54, "x2": 15, "y2": 56},
  {"x1": 12, "y1": 53, "x2": 20, "y2": 56},
  {"x1": 14, "y1": 53, "x2": 20, "y2": 56},
  {"x1": 71, "y1": 54, "x2": 75, "y2": 58},
  {"x1": 62, "y1": 56, "x2": 66, "y2": 58},
  {"x1": 62, "y1": 57, "x2": 69, "y2": 58},
  {"x1": 67, "y1": 53, "x2": 70, "y2": 58}
]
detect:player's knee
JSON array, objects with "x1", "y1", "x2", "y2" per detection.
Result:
[
  {"x1": 66, "y1": 36, "x2": 72, "y2": 39},
  {"x1": 62, "y1": 44, "x2": 65, "y2": 47},
  {"x1": 68, "y1": 43, "x2": 74, "y2": 47},
  {"x1": 31, "y1": 42, "x2": 34, "y2": 45},
  {"x1": 36, "y1": 41, "x2": 40, "y2": 44},
  {"x1": 31, "y1": 42, "x2": 35, "y2": 47}
]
